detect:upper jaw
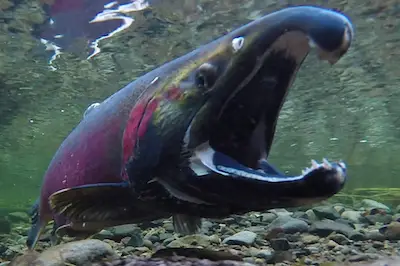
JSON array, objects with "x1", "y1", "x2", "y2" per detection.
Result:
[
  {"x1": 160, "y1": 6, "x2": 354, "y2": 209},
  {"x1": 189, "y1": 8, "x2": 353, "y2": 170}
]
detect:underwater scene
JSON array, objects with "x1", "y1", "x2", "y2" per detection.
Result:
[{"x1": 1, "y1": 0, "x2": 400, "y2": 265}]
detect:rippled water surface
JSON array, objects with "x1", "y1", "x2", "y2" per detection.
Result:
[{"x1": 1, "y1": 0, "x2": 400, "y2": 209}]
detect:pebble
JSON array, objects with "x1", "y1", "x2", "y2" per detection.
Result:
[
  {"x1": 109, "y1": 224, "x2": 141, "y2": 239},
  {"x1": 305, "y1": 209, "x2": 318, "y2": 221},
  {"x1": 267, "y1": 216, "x2": 309, "y2": 235},
  {"x1": 260, "y1": 213, "x2": 277, "y2": 223},
  {"x1": 378, "y1": 221, "x2": 400, "y2": 239},
  {"x1": 364, "y1": 214, "x2": 393, "y2": 225},
  {"x1": 93, "y1": 230, "x2": 114, "y2": 240},
  {"x1": 361, "y1": 199, "x2": 391, "y2": 213},
  {"x1": 328, "y1": 233, "x2": 351, "y2": 245},
  {"x1": 222, "y1": 231, "x2": 257, "y2": 246},
  {"x1": 11, "y1": 239, "x2": 118, "y2": 266},
  {"x1": 312, "y1": 206, "x2": 341, "y2": 220},
  {"x1": 341, "y1": 210, "x2": 363, "y2": 224},
  {"x1": 309, "y1": 219, "x2": 363, "y2": 240},
  {"x1": 326, "y1": 240, "x2": 339, "y2": 249},
  {"x1": 301, "y1": 234, "x2": 320, "y2": 245},
  {"x1": 167, "y1": 234, "x2": 212, "y2": 248},
  {"x1": 253, "y1": 249, "x2": 275, "y2": 261},
  {"x1": 270, "y1": 238, "x2": 290, "y2": 251}
]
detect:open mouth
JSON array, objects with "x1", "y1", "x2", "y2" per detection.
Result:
[
  {"x1": 155, "y1": 9, "x2": 353, "y2": 208},
  {"x1": 190, "y1": 31, "x2": 315, "y2": 180}
]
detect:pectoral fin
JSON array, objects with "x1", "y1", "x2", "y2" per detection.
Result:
[
  {"x1": 49, "y1": 182, "x2": 152, "y2": 224},
  {"x1": 172, "y1": 214, "x2": 202, "y2": 235}
]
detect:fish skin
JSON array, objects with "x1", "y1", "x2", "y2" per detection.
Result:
[{"x1": 28, "y1": 5, "x2": 354, "y2": 249}]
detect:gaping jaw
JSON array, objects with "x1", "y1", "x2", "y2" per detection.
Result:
[
  {"x1": 143, "y1": 6, "x2": 353, "y2": 213},
  {"x1": 210, "y1": 31, "x2": 313, "y2": 169},
  {"x1": 184, "y1": 6, "x2": 353, "y2": 204}
]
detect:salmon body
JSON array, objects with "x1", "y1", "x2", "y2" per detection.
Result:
[{"x1": 28, "y1": 5, "x2": 354, "y2": 249}]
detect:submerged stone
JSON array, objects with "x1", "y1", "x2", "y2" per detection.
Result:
[{"x1": 222, "y1": 231, "x2": 257, "y2": 246}]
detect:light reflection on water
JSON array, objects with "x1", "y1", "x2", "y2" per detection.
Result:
[{"x1": 39, "y1": 0, "x2": 151, "y2": 67}]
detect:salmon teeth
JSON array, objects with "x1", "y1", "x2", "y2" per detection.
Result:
[
  {"x1": 311, "y1": 159, "x2": 319, "y2": 169},
  {"x1": 322, "y1": 158, "x2": 332, "y2": 169},
  {"x1": 301, "y1": 166, "x2": 312, "y2": 175}
]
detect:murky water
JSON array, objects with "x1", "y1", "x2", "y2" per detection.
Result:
[{"x1": 0, "y1": 0, "x2": 400, "y2": 210}]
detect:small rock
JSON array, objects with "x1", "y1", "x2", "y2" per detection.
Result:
[
  {"x1": 109, "y1": 224, "x2": 141, "y2": 239},
  {"x1": 341, "y1": 210, "x2": 363, "y2": 224},
  {"x1": 242, "y1": 257, "x2": 256, "y2": 264},
  {"x1": 175, "y1": 234, "x2": 212, "y2": 247},
  {"x1": 268, "y1": 251, "x2": 294, "y2": 264},
  {"x1": 121, "y1": 246, "x2": 136, "y2": 255},
  {"x1": 143, "y1": 239, "x2": 153, "y2": 248},
  {"x1": 364, "y1": 214, "x2": 393, "y2": 225},
  {"x1": 260, "y1": 213, "x2": 277, "y2": 223},
  {"x1": 125, "y1": 233, "x2": 144, "y2": 247},
  {"x1": 340, "y1": 246, "x2": 351, "y2": 255},
  {"x1": 309, "y1": 219, "x2": 361, "y2": 239},
  {"x1": 335, "y1": 218, "x2": 356, "y2": 229},
  {"x1": 301, "y1": 234, "x2": 320, "y2": 245},
  {"x1": 246, "y1": 226, "x2": 266, "y2": 234},
  {"x1": 270, "y1": 238, "x2": 290, "y2": 251},
  {"x1": 312, "y1": 206, "x2": 341, "y2": 220},
  {"x1": 361, "y1": 199, "x2": 391, "y2": 213},
  {"x1": 328, "y1": 233, "x2": 351, "y2": 245},
  {"x1": 269, "y1": 209, "x2": 293, "y2": 217},
  {"x1": 222, "y1": 231, "x2": 257, "y2": 246},
  {"x1": 333, "y1": 205, "x2": 346, "y2": 214},
  {"x1": 166, "y1": 239, "x2": 187, "y2": 248},
  {"x1": 392, "y1": 213, "x2": 400, "y2": 222},
  {"x1": 267, "y1": 216, "x2": 309, "y2": 235},
  {"x1": 292, "y1": 211, "x2": 308, "y2": 220},
  {"x1": 292, "y1": 248, "x2": 311, "y2": 258},
  {"x1": 254, "y1": 249, "x2": 275, "y2": 261},
  {"x1": 305, "y1": 209, "x2": 318, "y2": 221},
  {"x1": 159, "y1": 233, "x2": 174, "y2": 242},
  {"x1": 34, "y1": 239, "x2": 117, "y2": 266},
  {"x1": 348, "y1": 253, "x2": 380, "y2": 262},
  {"x1": 372, "y1": 241, "x2": 384, "y2": 248},
  {"x1": 326, "y1": 240, "x2": 339, "y2": 249},
  {"x1": 305, "y1": 246, "x2": 320, "y2": 254},
  {"x1": 378, "y1": 221, "x2": 400, "y2": 240},
  {"x1": 348, "y1": 231, "x2": 365, "y2": 241},
  {"x1": 93, "y1": 230, "x2": 114, "y2": 240},
  {"x1": 209, "y1": 234, "x2": 221, "y2": 244}
]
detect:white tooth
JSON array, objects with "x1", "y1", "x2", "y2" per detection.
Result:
[
  {"x1": 322, "y1": 158, "x2": 331, "y2": 166},
  {"x1": 322, "y1": 158, "x2": 332, "y2": 169},
  {"x1": 338, "y1": 161, "x2": 346, "y2": 169},
  {"x1": 311, "y1": 160, "x2": 319, "y2": 169},
  {"x1": 302, "y1": 170, "x2": 306, "y2": 175}
]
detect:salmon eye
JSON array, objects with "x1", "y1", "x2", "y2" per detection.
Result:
[
  {"x1": 232, "y1": 36, "x2": 244, "y2": 52},
  {"x1": 195, "y1": 63, "x2": 218, "y2": 89}
]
